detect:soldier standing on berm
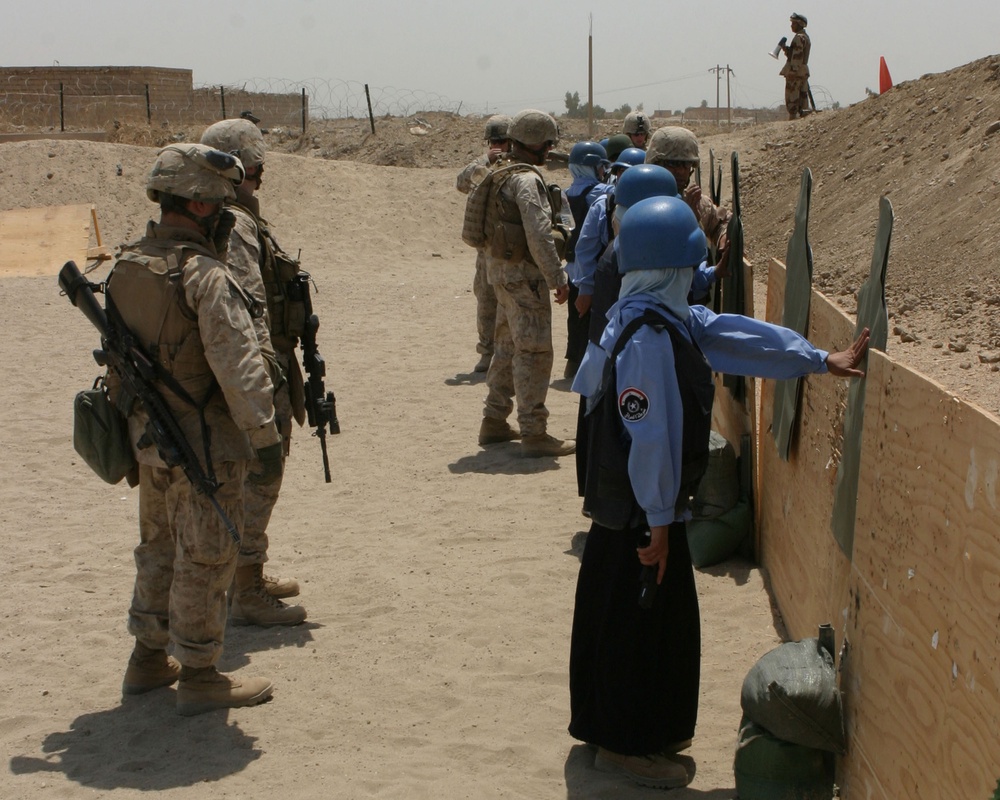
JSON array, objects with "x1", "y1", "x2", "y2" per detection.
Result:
[
  {"x1": 780, "y1": 13, "x2": 812, "y2": 120},
  {"x1": 478, "y1": 109, "x2": 576, "y2": 458},
  {"x1": 115, "y1": 144, "x2": 281, "y2": 715}
]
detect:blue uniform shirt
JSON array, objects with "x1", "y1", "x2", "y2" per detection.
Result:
[{"x1": 573, "y1": 295, "x2": 830, "y2": 527}]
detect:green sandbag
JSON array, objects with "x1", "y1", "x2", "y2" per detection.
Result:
[
  {"x1": 734, "y1": 717, "x2": 834, "y2": 800},
  {"x1": 691, "y1": 431, "x2": 740, "y2": 520},
  {"x1": 687, "y1": 498, "x2": 751, "y2": 568}
]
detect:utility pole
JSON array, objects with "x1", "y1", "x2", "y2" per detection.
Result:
[
  {"x1": 709, "y1": 65, "x2": 735, "y2": 127},
  {"x1": 588, "y1": 15, "x2": 594, "y2": 139},
  {"x1": 726, "y1": 65, "x2": 734, "y2": 126}
]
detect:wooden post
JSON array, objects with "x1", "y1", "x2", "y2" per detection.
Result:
[
  {"x1": 59, "y1": 83, "x2": 65, "y2": 132},
  {"x1": 145, "y1": 84, "x2": 151, "y2": 125},
  {"x1": 365, "y1": 84, "x2": 375, "y2": 135},
  {"x1": 220, "y1": 86, "x2": 226, "y2": 119},
  {"x1": 587, "y1": 15, "x2": 594, "y2": 140},
  {"x1": 301, "y1": 88, "x2": 307, "y2": 134}
]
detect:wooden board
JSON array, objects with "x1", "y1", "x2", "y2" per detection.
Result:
[
  {"x1": 0, "y1": 204, "x2": 95, "y2": 277},
  {"x1": 758, "y1": 257, "x2": 1000, "y2": 798},
  {"x1": 758, "y1": 258, "x2": 855, "y2": 638},
  {"x1": 840, "y1": 352, "x2": 1000, "y2": 799}
]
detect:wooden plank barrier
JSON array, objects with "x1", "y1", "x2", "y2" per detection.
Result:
[
  {"x1": 757, "y1": 258, "x2": 1000, "y2": 799},
  {"x1": 0, "y1": 204, "x2": 96, "y2": 277}
]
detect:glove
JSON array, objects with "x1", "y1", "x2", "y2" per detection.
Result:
[{"x1": 248, "y1": 442, "x2": 283, "y2": 485}]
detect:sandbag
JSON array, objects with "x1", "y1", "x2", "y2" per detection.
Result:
[
  {"x1": 691, "y1": 430, "x2": 739, "y2": 520},
  {"x1": 741, "y1": 636, "x2": 846, "y2": 754},
  {"x1": 734, "y1": 716, "x2": 834, "y2": 800},
  {"x1": 687, "y1": 497, "x2": 751, "y2": 567}
]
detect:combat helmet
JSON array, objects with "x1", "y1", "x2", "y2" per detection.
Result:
[
  {"x1": 508, "y1": 109, "x2": 559, "y2": 147},
  {"x1": 617, "y1": 196, "x2": 706, "y2": 273},
  {"x1": 484, "y1": 114, "x2": 512, "y2": 142},
  {"x1": 623, "y1": 111, "x2": 651, "y2": 136},
  {"x1": 604, "y1": 134, "x2": 632, "y2": 162},
  {"x1": 200, "y1": 119, "x2": 266, "y2": 169},
  {"x1": 614, "y1": 164, "x2": 677, "y2": 214},
  {"x1": 146, "y1": 143, "x2": 245, "y2": 204},
  {"x1": 646, "y1": 126, "x2": 700, "y2": 165},
  {"x1": 569, "y1": 141, "x2": 608, "y2": 169},
  {"x1": 612, "y1": 147, "x2": 648, "y2": 170}
]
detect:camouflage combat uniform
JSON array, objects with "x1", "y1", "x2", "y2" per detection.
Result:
[
  {"x1": 457, "y1": 154, "x2": 498, "y2": 361},
  {"x1": 109, "y1": 221, "x2": 279, "y2": 668},
  {"x1": 482, "y1": 164, "x2": 568, "y2": 437},
  {"x1": 780, "y1": 28, "x2": 811, "y2": 119},
  {"x1": 224, "y1": 198, "x2": 303, "y2": 568}
]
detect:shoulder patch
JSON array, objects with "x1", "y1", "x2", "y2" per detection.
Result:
[{"x1": 618, "y1": 387, "x2": 649, "y2": 422}]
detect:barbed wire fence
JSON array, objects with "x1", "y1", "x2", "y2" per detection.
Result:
[{"x1": 0, "y1": 71, "x2": 482, "y2": 135}]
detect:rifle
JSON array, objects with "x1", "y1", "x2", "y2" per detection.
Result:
[
  {"x1": 59, "y1": 260, "x2": 241, "y2": 543},
  {"x1": 287, "y1": 270, "x2": 339, "y2": 483}
]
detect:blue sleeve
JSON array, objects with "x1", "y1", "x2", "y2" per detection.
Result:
[
  {"x1": 687, "y1": 306, "x2": 830, "y2": 378},
  {"x1": 571, "y1": 200, "x2": 609, "y2": 295},
  {"x1": 689, "y1": 263, "x2": 716, "y2": 303},
  {"x1": 616, "y1": 327, "x2": 685, "y2": 527}
]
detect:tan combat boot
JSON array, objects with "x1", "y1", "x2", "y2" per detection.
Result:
[
  {"x1": 176, "y1": 665, "x2": 273, "y2": 716},
  {"x1": 473, "y1": 353, "x2": 492, "y2": 373},
  {"x1": 521, "y1": 433, "x2": 576, "y2": 458},
  {"x1": 478, "y1": 417, "x2": 521, "y2": 445},
  {"x1": 261, "y1": 572, "x2": 300, "y2": 599},
  {"x1": 122, "y1": 641, "x2": 181, "y2": 696},
  {"x1": 230, "y1": 564, "x2": 307, "y2": 627},
  {"x1": 595, "y1": 747, "x2": 695, "y2": 789}
]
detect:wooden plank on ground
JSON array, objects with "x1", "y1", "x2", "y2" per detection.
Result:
[
  {"x1": 840, "y1": 351, "x2": 1000, "y2": 800},
  {"x1": 0, "y1": 204, "x2": 94, "y2": 277},
  {"x1": 758, "y1": 258, "x2": 854, "y2": 639}
]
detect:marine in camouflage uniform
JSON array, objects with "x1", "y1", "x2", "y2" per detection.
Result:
[
  {"x1": 780, "y1": 13, "x2": 812, "y2": 120},
  {"x1": 114, "y1": 143, "x2": 281, "y2": 715},
  {"x1": 645, "y1": 127, "x2": 732, "y2": 256},
  {"x1": 456, "y1": 115, "x2": 511, "y2": 373},
  {"x1": 201, "y1": 119, "x2": 307, "y2": 628},
  {"x1": 478, "y1": 109, "x2": 575, "y2": 458}
]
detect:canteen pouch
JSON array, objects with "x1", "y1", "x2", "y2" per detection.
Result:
[{"x1": 73, "y1": 375, "x2": 136, "y2": 485}]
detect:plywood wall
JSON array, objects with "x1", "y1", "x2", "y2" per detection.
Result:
[{"x1": 757, "y1": 259, "x2": 1000, "y2": 799}]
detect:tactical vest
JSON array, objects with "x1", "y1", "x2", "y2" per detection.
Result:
[
  {"x1": 107, "y1": 237, "x2": 259, "y2": 464},
  {"x1": 483, "y1": 159, "x2": 567, "y2": 263},
  {"x1": 233, "y1": 201, "x2": 308, "y2": 353},
  {"x1": 582, "y1": 308, "x2": 715, "y2": 531}
]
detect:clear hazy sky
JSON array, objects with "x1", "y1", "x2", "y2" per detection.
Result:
[{"x1": 4, "y1": 0, "x2": 998, "y2": 118}]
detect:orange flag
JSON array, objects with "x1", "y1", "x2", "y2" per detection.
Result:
[{"x1": 879, "y1": 57, "x2": 893, "y2": 94}]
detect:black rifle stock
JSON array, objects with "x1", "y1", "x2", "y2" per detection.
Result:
[
  {"x1": 59, "y1": 260, "x2": 241, "y2": 543},
  {"x1": 289, "y1": 270, "x2": 339, "y2": 483}
]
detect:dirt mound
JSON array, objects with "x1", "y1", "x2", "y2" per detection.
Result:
[{"x1": 696, "y1": 54, "x2": 1000, "y2": 413}]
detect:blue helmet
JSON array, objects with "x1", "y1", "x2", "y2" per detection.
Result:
[
  {"x1": 617, "y1": 196, "x2": 707, "y2": 273},
  {"x1": 613, "y1": 147, "x2": 647, "y2": 170},
  {"x1": 569, "y1": 140, "x2": 608, "y2": 169},
  {"x1": 614, "y1": 164, "x2": 678, "y2": 211},
  {"x1": 599, "y1": 137, "x2": 610, "y2": 149}
]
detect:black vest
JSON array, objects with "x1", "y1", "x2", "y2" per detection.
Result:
[{"x1": 582, "y1": 307, "x2": 715, "y2": 531}]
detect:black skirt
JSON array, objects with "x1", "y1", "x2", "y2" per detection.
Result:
[{"x1": 568, "y1": 521, "x2": 701, "y2": 755}]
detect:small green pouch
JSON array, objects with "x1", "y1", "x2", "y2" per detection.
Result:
[{"x1": 73, "y1": 376, "x2": 136, "y2": 485}]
